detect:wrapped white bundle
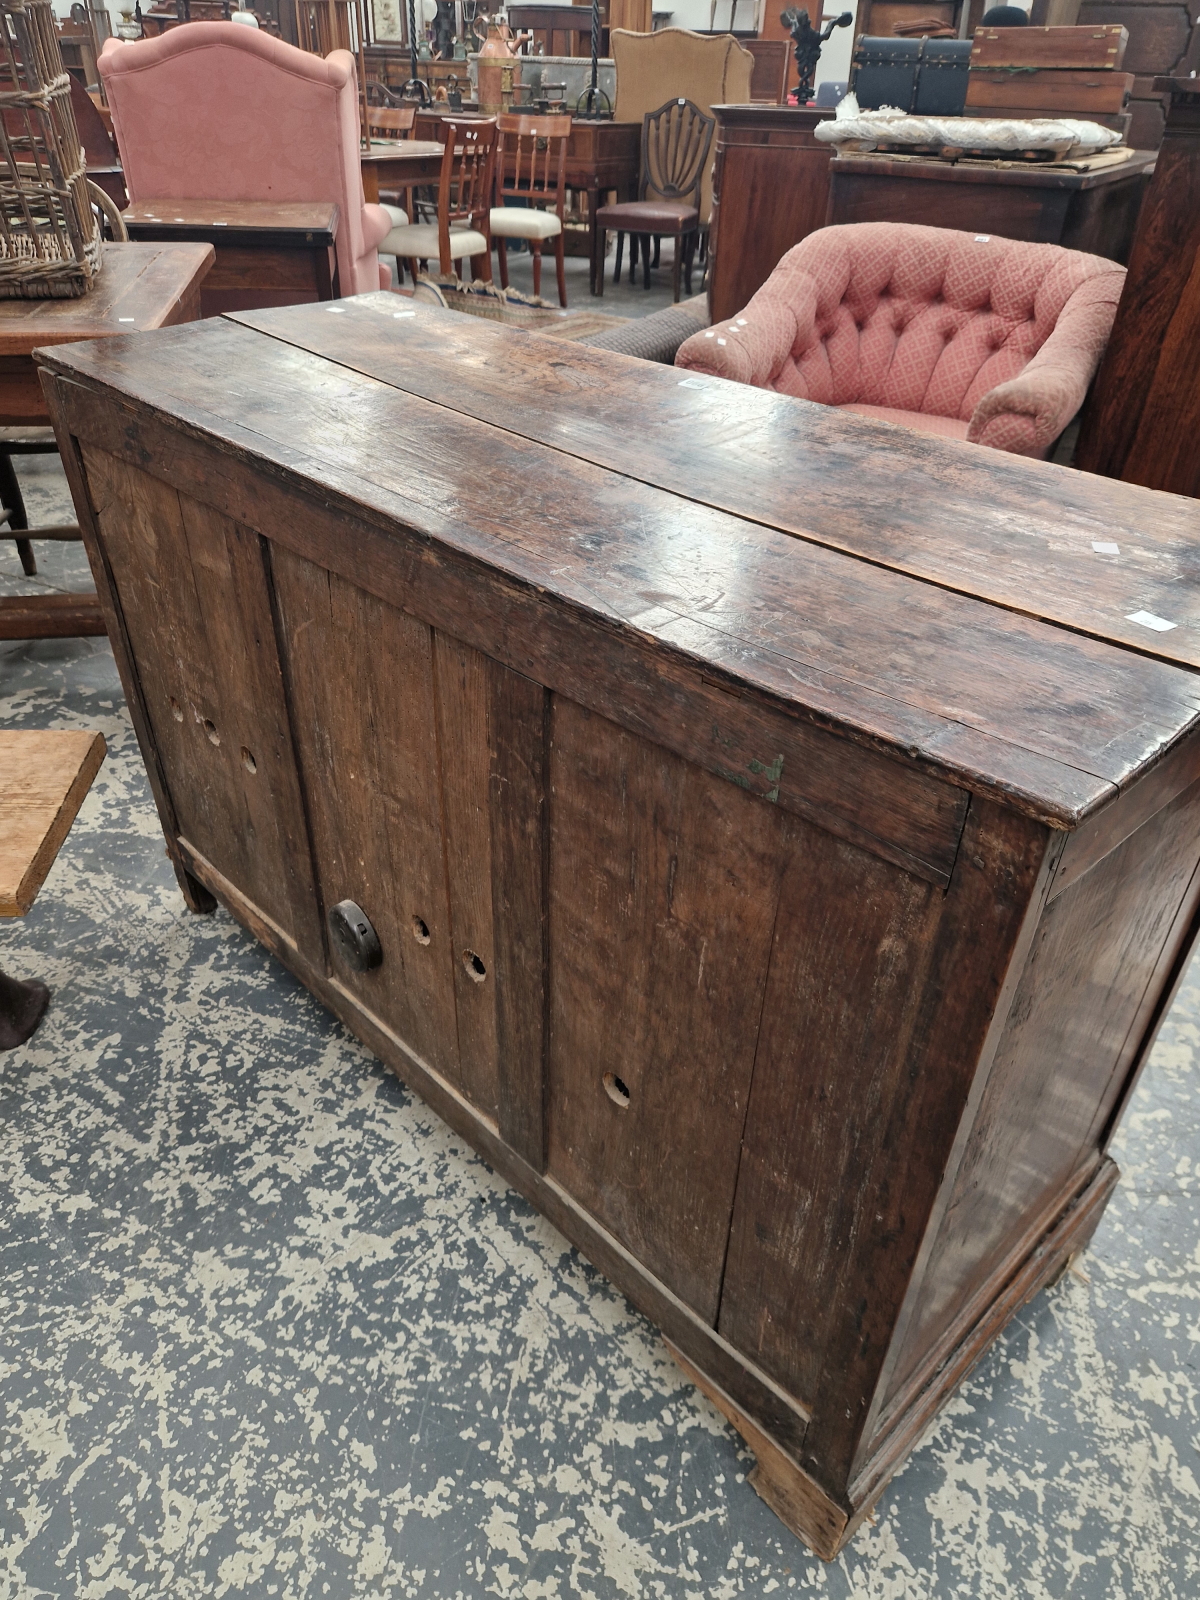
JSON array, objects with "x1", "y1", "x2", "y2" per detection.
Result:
[{"x1": 813, "y1": 93, "x2": 1122, "y2": 160}]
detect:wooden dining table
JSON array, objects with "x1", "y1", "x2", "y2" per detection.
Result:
[{"x1": 360, "y1": 140, "x2": 447, "y2": 205}]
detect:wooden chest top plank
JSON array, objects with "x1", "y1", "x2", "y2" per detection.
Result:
[
  {"x1": 229, "y1": 296, "x2": 1200, "y2": 675},
  {"x1": 38, "y1": 316, "x2": 1200, "y2": 827}
]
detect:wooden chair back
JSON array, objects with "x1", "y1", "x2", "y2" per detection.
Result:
[
  {"x1": 367, "y1": 103, "x2": 417, "y2": 141},
  {"x1": 428, "y1": 116, "x2": 497, "y2": 273},
  {"x1": 639, "y1": 98, "x2": 715, "y2": 211},
  {"x1": 495, "y1": 112, "x2": 571, "y2": 221}
]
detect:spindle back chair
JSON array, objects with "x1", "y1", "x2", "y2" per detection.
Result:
[{"x1": 491, "y1": 112, "x2": 570, "y2": 305}]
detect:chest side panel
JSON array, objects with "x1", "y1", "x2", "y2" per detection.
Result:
[
  {"x1": 79, "y1": 443, "x2": 320, "y2": 959},
  {"x1": 878, "y1": 773, "x2": 1200, "y2": 1431}
]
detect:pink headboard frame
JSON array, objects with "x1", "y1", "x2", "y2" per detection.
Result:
[{"x1": 99, "y1": 23, "x2": 383, "y2": 296}]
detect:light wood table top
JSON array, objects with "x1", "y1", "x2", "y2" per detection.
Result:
[
  {"x1": 0, "y1": 240, "x2": 214, "y2": 359},
  {"x1": 0, "y1": 730, "x2": 107, "y2": 916}
]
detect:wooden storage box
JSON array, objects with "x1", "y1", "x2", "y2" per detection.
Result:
[
  {"x1": 971, "y1": 22, "x2": 1128, "y2": 69},
  {"x1": 966, "y1": 66, "x2": 1134, "y2": 113},
  {"x1": 39, "y1": 299, "x2": 1200, "y2": 1559}
]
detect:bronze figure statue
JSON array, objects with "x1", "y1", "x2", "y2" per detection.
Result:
[{"x1": 781, "y1": 6, "x2": 852, "y2": 101}]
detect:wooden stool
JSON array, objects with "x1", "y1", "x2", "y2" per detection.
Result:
[{"x1": 0, "y1": 729, "x2": 106, "y2": 1050}]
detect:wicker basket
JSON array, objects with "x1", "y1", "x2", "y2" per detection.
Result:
[{"x1": 0, "y1": 0, "x2": 101, "y2": 298}]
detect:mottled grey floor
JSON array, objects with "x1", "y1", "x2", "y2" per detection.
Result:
[{"x1": 2, "y1": 457, "x2": 1199, "y2": 1600}]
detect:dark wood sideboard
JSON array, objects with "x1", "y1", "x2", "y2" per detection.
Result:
[
  {"x1": 707, "y1": 104, "x2": 834, "y2": 324},
  {"x1": 706, "y1": 105, "x2": 1154, "y2": 324},
  {"x1": 41, "y1": 297, "x2": 1200, "y2": 1559},
  {"x1": 827, "y1": 149, "x2": 1157, "y2": 263},
  {"x1": 1075, "y1": 77, "x2": 1200, "y2": 498}
]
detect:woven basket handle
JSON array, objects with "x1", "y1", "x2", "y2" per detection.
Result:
[{"x1": 86, "y1": 181, "x2": 128, "y2": 243}]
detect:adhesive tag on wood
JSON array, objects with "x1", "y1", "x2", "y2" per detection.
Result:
[
  {"x1": 1092, "y1": 541, "x2": 1119, "y2": 555},
  {"x1": 1126, "y1": 610, "x2": 1176, "y2": 632},
  {"x1": 393, "y1": 311, "x2": 416, "y2": 318},
  {"x1": 678, "y1": 377, "x2": 708, "y2": 389}
]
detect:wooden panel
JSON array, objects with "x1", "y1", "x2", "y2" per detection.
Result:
[
  {"x1": 0, "y1": 730, "x2": 106, "y2": 916},
  {"x1": 269, "y1": 545, "x2": 461, "y2": 1080},
  {"x1": 53, "y1": 338, "x2": 1168, "y2": 837},
  {"x1": 970, "y1": 22, "x2": 1129, "y2": 67},
  {"x1": 224, "y1": 293, "x2": 1200, "y2": 675},
  {"x1": 434, "y1": 634, "x2": 501, "y2": 1122},
  {"x1": 490, "y1": 661, "x2": 550, "y2": 1166},
  {"x1": 882, "y1": 775, "x2": 1200, "y2": 1410},
  {"x1": 546, "y1": 699, "x2": 785, "y2": 1322},
  {"x1": 716, "y1": 826, "x2": 945, "y2": 1406},
  {"x1": 725, "y1": 800, "x2": 1054, "y2": 1490},
  {"x1": 829, "y1": 166, "x2": 1072, "y2": 243},
  {"x1": 707, "y1": 109, "x2": 833, "y2": 324},
  {"x1": 966, "y1": 68, "x2": 1134, "y2": 112},
  {"x1": 79, "y1": 445, "x2": 320, "y2": 957},
  {"x1": 1076, "y1": 1, "x2": 1192, "y2": 73},
  {"x1": 1075, "y1": 79, "x2": 1200, "y2": 493}
]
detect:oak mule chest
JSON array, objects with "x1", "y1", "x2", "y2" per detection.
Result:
[{"x1": 40, "y1": 298, "x2": 1200, "y2": 1557}]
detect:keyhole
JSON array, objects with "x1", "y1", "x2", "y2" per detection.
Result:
[
  {"x1": 169, "y1": 696, "x2": 183, "y2": 722},
  {"x1": 462, "y1": 950, "x2": 486, "y2": 982},
  {"x1": 241, "y1": 747, "x2": 257, "y2": 774},
  {"x1": 412, "y1": 915, "x2": 431, "y2": 945},
  {"x1": 603, "y1": 1072, "x2": 631, "y2": 1108},
  {"x1": 202, "y1": 718, "x2": 220, "y2": 746}
]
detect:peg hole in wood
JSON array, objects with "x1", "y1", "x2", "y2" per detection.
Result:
[
  {"x1": 462, "y1": 949, "x2": 487, "y2": 982},
  {"x1": 241, "y1": 747, "x2": 257, "y2": 775},
  {"x1": 412, "y1": 915, "x2": 431, "y2": 945},
  {"x1": 202, "y1": 718, "x2": 220, "y2": 746},
  {"x1": 603, "y1": 1072, "x2": 631, "y2": 1108},
  {"x1": 169, "y1": 696, "x2": 183, "y2": 722}
]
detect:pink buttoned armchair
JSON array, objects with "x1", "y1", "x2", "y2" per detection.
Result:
[
  {"x1": 676, "y1": 223, "x2": 1126, "y2": 458},
  {"x1": 99, "y1": 23, "x2": 392, "y2": 298}
]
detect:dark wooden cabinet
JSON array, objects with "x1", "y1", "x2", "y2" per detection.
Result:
[
  {"x1": 42, "y1": 298, "x2": 1200, "y2": 1560},
  {"x1": 707, "y1": 104, "x2": 834, "y2": 324},
  {"x1": 1074, "y1": 77, "x2": 1200, "y2": 497},
  {"x1": 827, "y1": 148, "x2": 1157, "y2": 262}
]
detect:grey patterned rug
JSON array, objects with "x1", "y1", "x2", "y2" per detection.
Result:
[{"x1": 1, "y1": 457, "x2": 1198, "y2": 1599}]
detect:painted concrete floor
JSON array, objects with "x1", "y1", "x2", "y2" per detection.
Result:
[{"x1": 2, "y1": 457, "x2": 1200, "y2": 1599}]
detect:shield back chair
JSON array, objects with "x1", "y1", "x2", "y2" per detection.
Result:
[
  {"x1": 380, "y1": 117, "x2": 497, "y2": 286},
  {"x1": 490, "y1": 112, "x2": 571, "y2": 307},
  {"x1": 594, "y1": 98, "x2": 714, "y2": 303},
  {"x1": 98, "y1": 23, "x2": 392, "y2": 297}
]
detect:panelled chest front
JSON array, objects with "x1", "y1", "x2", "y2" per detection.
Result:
[{"x1": 40, "y1": 298, "x2": 1200, "y2": 1556}]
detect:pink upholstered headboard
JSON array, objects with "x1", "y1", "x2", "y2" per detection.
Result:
[{"x1": 99, "y1": 24, "x2": 372, "y2": 293}]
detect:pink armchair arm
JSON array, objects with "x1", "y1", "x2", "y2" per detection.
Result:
[
  {"x1": 966, "y1": 273, "x2": 1124, "y2": 458},
  {"x1": 675, "y1": 269, "x2": 816, "y2": 388}
]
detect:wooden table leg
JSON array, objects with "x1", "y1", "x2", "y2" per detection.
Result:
[
  {"x1": 589, "y1": 182, "x2": 602, "y2": 297},
  {"x1": 0, "y1": 965, "x2": 49, "y2": 1051}
]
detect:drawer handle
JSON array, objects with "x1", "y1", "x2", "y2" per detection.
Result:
[{"x1": 328, "y1": 900, "x2": 383, "y2": 972}]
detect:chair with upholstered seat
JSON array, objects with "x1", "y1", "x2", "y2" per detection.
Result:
[
  {"x1": 490, "y1": 112, "x2": 571, "y2": 307},
  {"x1": 98, "y1": 22, "x2": 392, "y2": 297},
  {"x1": 675, "y1": 222, "x2": 1126, "y2": 458},
  {"x1": 595, "y1": 98, "x2": 714, "y2": 303},
  {"x1": 380, "y1": 118, "x2": 496, "y2": 286}
]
